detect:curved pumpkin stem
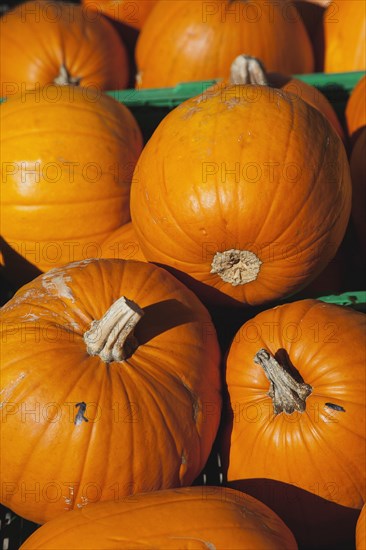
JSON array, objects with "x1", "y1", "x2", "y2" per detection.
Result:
[
  {"x1": 54, "y1": 64, "x2": 82, "y2": 86},
  {"x1": 84, "y1": 296, "x2": 144, "y2": 363},
  {"x1": 211, "y1": 249, "x2": 262, "y2": 286},
  {"x1": 229, "y1": 54, "x2": 269, "y2": 86},
  {"x1": 254, "y1": 348, "x2": 312, "y2": 415}
]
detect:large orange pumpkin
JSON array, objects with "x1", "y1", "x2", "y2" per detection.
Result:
[
  {"x1": 130, "y1": 84, "x2": 351, "y2": 307},
  {"x1": 0, "y1": 258, "x2": 221, "y2": 524},
  {"x1": 322, "y1": 0, "x2": 366, "y2": 73},
  {"x1": 222, "y1": 299, "x2": 366, "y2": 548},
  {"x1": 100, "y1": 222, "x2": 147, "y2": 262},
  {"x1": 356, "y1": 505, "x2": 366, "y2": 550},
  {"x1": 0, "y1": 0, "x2": 130, "y2": 96},
  {"x1": 0, "y1": 86, "x2": 143, "y2": 285},
  {"x1": 82, "y1": 0, "x2": 158, "y2": 30},
  {"x1": 19, "y1": 486, "x2": 298, "y2": 549},
  {"x1": 228, "y1": 54, "x2": 344, "y2": 141},
  {"x1": 135, "y1": 0, "x2": 314, "y2": 89},
  {"x1": 345, "y1": 74, "x2": 366, "y2": 144}
]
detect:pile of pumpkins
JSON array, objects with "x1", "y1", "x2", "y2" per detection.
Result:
[{"x1": 0, "y1": 0, "x2": 365, "y2": 549}]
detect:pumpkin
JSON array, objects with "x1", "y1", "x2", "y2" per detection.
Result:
[
  {"x1": 228, "y1": 54, "x2": 345, "y2": 141},
  {"x1": 135, "y1": 0, "x2": 314, "y2": 89},
  {"x1": 100, "y1": 222, "x2": 147, "y2": 262},
  {"x1": 19, "y1": 486, "x2": 297, "y2": 549},
  {"x1": 0, "y1": 0, "x2": 130, "y2": 96},
  {"x1": 322, "y1": 0, "x2": 366, "y2": 73},
  {"x1": 356, "y1": 505, "x2": 366, "y2": 550},
  {"x1": 222, "y1": 299, "x2": 366, "y2": 549},
  {"x1": 130, "y1": 83, "x2": 351, "y2": 307},
  {"x1": 0, "y1": 86, "x2": 143, "y2": 286},
  {"x1": 82, "y1": 0, "x2": 158, "y2": 30},
  {"x1": 345, "y1": 75, "x2": 366, "y2": 144},
  {"x1": 0, "y1": 258, "x2": 221, "y2": 524},
  {"x1": 350, "y1": 128, "x2": 366, "y2": 254}
]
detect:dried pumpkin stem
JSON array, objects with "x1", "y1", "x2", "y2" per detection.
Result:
[
  {"x1": 54, "y1": 64, "x2": 81, "y2": 86},
  {"x1": 211, "y1": 249, "x2": 261, "y2": 286},
  {"x1": 229, "y1": 54, "x2": 269, "y2": 86},
  {"x1": 254, "y1": 348, "x2": 312, "y2": 415},
  {"x1": 84, "y1": 296, "x2": 144, "y2": 363}
]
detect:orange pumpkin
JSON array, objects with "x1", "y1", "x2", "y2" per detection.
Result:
[
  {"x1": 222, "y1": 299, "x2": 366, "y2": 549},
  {"x1": 82, "y1": 0, "x2": 157, "y2": 30},
  {"x1": 0, "y1": 86, "x2": 143, "y2": 285},
  {"x1": 356, "y1": 505, "x2": 366, "y2": 550},
  {"x1": 228, "y1": 54, "x2": 344, "y2": 141},
  {"x1": 0, "y1": 258, "x2": 221, "y2": 524},
  {"x1": 19, "y1": 486, "x2": 298, "y2": 549},
  {"x1": 345, "y1": 74, "x2": 366, "y2": 144},
  {"x1": 350, "y1": 128, "x2": 366, "y2": 253},
  {"x1": 101, "y1": 222, "x2": 147, "y2": 262},
  {"x1": 130, "y1": 84, "x2": 351, "y2": 307},
  {"x1": 0, "y1": 0, "x2": 130, "y2": 96},
  {"x1": 322, "y1": 0, "x2": 366, "y2": 73},
  {"x1": 135, "y1": 0, "x2": 314, "y2": 89}
]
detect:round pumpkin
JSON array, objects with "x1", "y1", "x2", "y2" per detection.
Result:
[
  {"x1": 322, "y1": 0, "x2": 366, "y2": 73},
  {"x1": 0, "y1": 86, "x2": 143, "y2": 286},
  {"x1": 100, "y1": 222, "x2": 147, "y2": 262},
  {"x1": 0, "y1": 258, "x2": 221, "y2": 524},
  {"x1": 82, "y1": 0, "x2": 158, "y2": 30},
  {"x1": 0, "y1": 0, "x2": 130, "y2": 96},
  {"x1": 228, "y1": 54, "x2": 344, "y2": 141},
  {"x1": 135, "y1": 0, "x2": 314, "y2": 89},
  {"x1": 19, "y1": 486, "x2": 297, "y2": 549},
  {"x1": 345, "y1": 74, "x2": 366, "y2": 144},
  {"x1": 130, "y1": 84, "x2": 351, "y2": 307},
  {"x1": 356, "y1": 505, "x2": 366, "y2": 550},
  {"x1": 222, "y1": 299, "x2": 366, "y2": 548}
]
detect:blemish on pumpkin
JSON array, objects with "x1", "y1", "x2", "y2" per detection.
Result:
[
  {"x1": 182, "y1": 106, "x2": 203, "y2": 120},
  {"x1": 181, "y1": 453, "x2": 187, "y2": 465},
  {"x1": 0, "y1": 373, "x2": 26, "y2": 409},
  {"x1": 20, "y1": 312, "x2": 40, "y2": 322},
  {"x1": 42, "y1": 272, "x2": 74, "y2": 302},
  {"x1": 74, "y1": 402, "x2": 88, "y2": 426},
  {"x1": 76, "y1": 496, "x2": 89, "y2": 509},
  {"x1": 325, "y1": 402, "x2": 346, "y2": 412},
  {"x1": 170, "y1": 537, "x2": 216, "y2": 549}
]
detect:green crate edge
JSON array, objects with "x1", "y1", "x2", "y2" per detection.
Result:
[{"x1": 107, "y1": 70, "x2": 365, "y2": 107}]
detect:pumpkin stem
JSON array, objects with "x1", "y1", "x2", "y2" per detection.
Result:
[
  {"x1": 83, "y1": 296, "x2": 144, "y2": 363},
  {"x1": 211, "y1": 249, "x2": 261, "y2": 286},
  {"x1": 254, "y1": 348, "x2": 312, "y2": 415},
  {"x1": 54, "y1": 64, "x2": 81, "y2": 86},
  {"x1": 229, "y1": 55, "x2": 269, "y2": 86}
]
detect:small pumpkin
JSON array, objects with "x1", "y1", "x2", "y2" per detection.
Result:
[
  {"x1": 19, "y1": 486, "x2": 297, "y2": 549},
  {"x1": 345, "y1": 74, "x2": 366, "y2": 144},
  {"x1": 0, "y1": 0, "x2": 130, "y2": 95},
  {"x1": 135, "y1": 0, "x2": 314, "y2": 89},
  {"x1": 356, "y1": 505, "x2": 366, "y2": 550},
  {"x1": 100, "y1": 222, "x2": 147, "y2": 262},
  {"x1": 222, "y1": 299, "x2": 366, "y2": 548},
  {"x1": 322, "y1": 0, "x2": 366, "y2": 73},
  {"x1": 0, "y1": 258, "x2": 221, "y2": 524},
  {"x1": 0, "y1": 86, "x2": 143, "y2": 285},
  {"x1": 130, "y1": 83, "x2": 351, "y2": 306},
  {"x1": 82, "y1": 0, "x2": 158, "y2": 30},
  {"x1": 228, "y1": 54, "x2": 344, "y2": 141}
]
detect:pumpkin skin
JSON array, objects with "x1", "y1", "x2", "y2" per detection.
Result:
[
  {"x1": 322, "y1": 0, "x2": 366, "y2": 73},
  {"x1": 0, "y1": 86, "x2": 143, "y2": 285},
  {"x1": 350, "y1": 128, "x2": 366, "y2": 252},
  {"x1": 100, "y1": 222, "x2": 147, "y2": 262},
  {"x1": 19, "y1": 486, "x2": 298, "y2": 549},
  {"x1": 0, "y1": 258, "x2": 221, "y2": 524},
  {"x1": 0, "y1": 0, "x2": 130, "y2": 95},
  {"x1": 356, "y1": 505, "x2": 366, "y2": 550},
  {"x1": 130, "y1": 84, "x2": 351, "y2": 307},
  {"x1": 345, "y1": 75, "x2": 366, "y2": 144},
  {"x1": 135, "y1": 0, "x2": 314, "y2": 89},
  {"x1": 82, "y1": 0, "x2": 158, "y2": 30},
  {"x1": 222, "y1": 299, "x2": 366, "y2": 548}
]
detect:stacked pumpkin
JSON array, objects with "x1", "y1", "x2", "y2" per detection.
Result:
[{"x1": 1, "y1": 1, "x2": 365, "y2": 549}]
